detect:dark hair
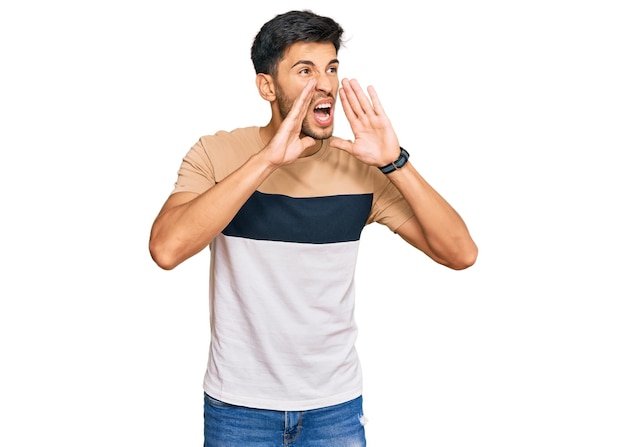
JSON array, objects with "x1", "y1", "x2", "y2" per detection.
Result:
[{"x1": 251, "y1": 10, "x2": 344, "y2": 76}]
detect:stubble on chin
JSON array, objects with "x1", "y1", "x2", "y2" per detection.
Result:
[{"x1": 301, "y1": 120, "x2": 333, "y2": 141}]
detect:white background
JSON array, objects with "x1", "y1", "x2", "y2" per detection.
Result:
[{"x1": 1, "y1": 0, "x2": 625, "y2": 445}]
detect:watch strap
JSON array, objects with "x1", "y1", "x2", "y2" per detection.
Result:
[{"x1": 378, "y1": 147, "x2": 410, "y2": 174}]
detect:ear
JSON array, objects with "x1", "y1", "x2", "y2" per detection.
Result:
[{"x1": 256, "y1": 73, "x2": 276, "y2": 102}]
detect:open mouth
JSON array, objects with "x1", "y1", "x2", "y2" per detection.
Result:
[{"x1": 313, "y1": 102, "x2": 333, "y2": 126}]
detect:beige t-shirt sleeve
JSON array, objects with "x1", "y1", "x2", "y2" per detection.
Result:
[
  {"x1": 171, "y1": 127, "x2": 261, "y2": 195},
  {"x1": 368, "y1": 170, "x2": 415, "y2": 233},
  {"x1": 172, "y1": 137, "x2": 216, "y2": 195}
]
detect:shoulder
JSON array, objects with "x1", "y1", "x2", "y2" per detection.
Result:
[
  {"x1": 192, "y1": 126, "x2": 262, "y2": 182},
  {"x1": 198, "y1": 126, "x2": 261, "y2": 150}
]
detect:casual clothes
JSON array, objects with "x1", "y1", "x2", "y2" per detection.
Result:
[{"x1": 173, "y1": 126, "x2": 413, "y2": 411}]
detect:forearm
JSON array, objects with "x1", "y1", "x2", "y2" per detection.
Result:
[
  {"x1": 150, "y1": 150, "x2": 277, "y2": 270},
  {"x1": 387, "y1": 162, "x2": 478, "y2": 268}
]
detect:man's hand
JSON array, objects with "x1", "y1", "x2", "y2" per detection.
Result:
[
  {"x1": 330, "y1": 78, "x2": 401, "y2": 166},
  {"x1": 264, "y1": 79, "x2": 318, "y2": 167}
]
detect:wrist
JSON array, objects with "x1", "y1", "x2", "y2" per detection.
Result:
[
  {"x1": 253, "y1": 148, "x2": 283, "y2": 175},
  {"x1": 378, "y1": 147, "x2": 410, "y2": 174}
]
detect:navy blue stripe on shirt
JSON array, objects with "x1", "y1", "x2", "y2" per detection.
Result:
[{"x1": 222, "y1": 190, "x2": 373, "y2": 244}]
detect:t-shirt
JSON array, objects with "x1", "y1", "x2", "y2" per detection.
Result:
[{"x1": 172, "y1": 126, "x2": 414, "y2": 410}]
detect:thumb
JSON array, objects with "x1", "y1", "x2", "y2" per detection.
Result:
[
  {"x1": 301, "y1": 136, "x2": 316, "y2": 150},
  {"x1": 329, "y1": 137, "x2": 353, "y2": 154}
]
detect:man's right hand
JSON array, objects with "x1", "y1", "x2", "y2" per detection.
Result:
[{"x1": 263, "y1": 79, "x2": 318, "y2": 167}]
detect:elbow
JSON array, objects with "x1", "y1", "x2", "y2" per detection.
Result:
[
  {"x1": 149, "y1": 238, "x2": 180, "y2": 271},
  {"x1": 448, "y1": 243, "x2": 478, "y2": 270}
]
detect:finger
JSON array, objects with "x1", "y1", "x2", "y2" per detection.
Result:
[
  {"x1": 340, "y1": 78, "x2": 368, "y2": 118},
  {"x1": 338, "y1": 87, "x2": 357, "y2": 122},
  {"x1": 338, "y1": 87, "x2": 365, "y2": 135},
  {"x1": 367, "y1": 85, "x2": 387, "y2": 117},
  {"x1": 329, "y1": 136, "x2": 354, "y2": 154},
  {"x1": 288, "y1": 79, "x2": 316, "y2": 125},
  {"x1": 301, "y1": 135, "x2": 316, "y2": 150},
  {"x1": 345, "y1": 78, "x2": 374, "y2": 116}
]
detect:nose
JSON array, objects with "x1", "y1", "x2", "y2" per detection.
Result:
[{"x1": 315, "y1": 72, "x2": 332, "y2": 94}]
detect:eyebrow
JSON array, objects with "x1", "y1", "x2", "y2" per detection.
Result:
[{"x1": 290, "y1": 58, "x2": 340, "y2": 69}]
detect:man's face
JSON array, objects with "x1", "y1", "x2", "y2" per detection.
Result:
[{"x1": 274, "y1": 42, "x2": 340, "y2": 140}]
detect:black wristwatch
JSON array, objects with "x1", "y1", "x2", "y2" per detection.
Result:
[{"x1": 378, "y1": 147, "x2": 410, "y2": 174}]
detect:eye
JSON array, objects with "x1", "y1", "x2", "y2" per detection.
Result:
[
  {"x1": 299, "y1": 68, "x2": 311, "y2": 75},
  {"x1": 327, "y1": 66, "x2": 338, "y2": 74}
]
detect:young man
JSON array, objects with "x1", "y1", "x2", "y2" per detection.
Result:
[{"x1": 149, "y1": 9, "x2": 477, "y2": 447}]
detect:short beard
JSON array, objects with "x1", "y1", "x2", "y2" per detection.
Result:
[{"x1": 276, "y1": 84, "x2": 333, "y2": 141}]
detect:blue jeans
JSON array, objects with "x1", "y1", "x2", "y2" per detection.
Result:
[{"x1": 203, "y1": 394, "x2": 367, "y2": 446}]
